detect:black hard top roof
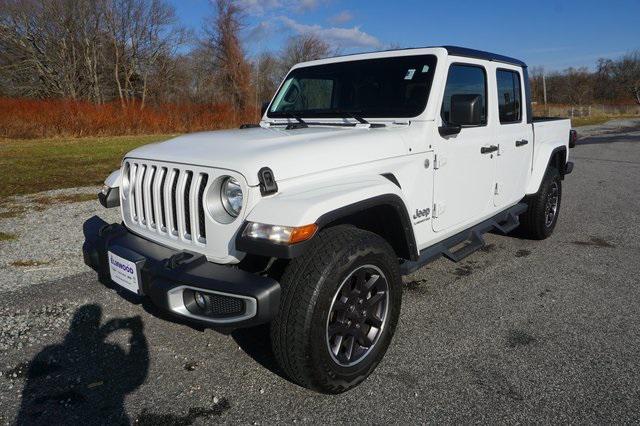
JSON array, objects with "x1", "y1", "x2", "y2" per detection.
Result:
[
  {"x1": 324, "y1": 45, "x2": 527, "y2": 68},
  {"x1": 441, "y1": 45, "x2": 527, "y2": 68}
]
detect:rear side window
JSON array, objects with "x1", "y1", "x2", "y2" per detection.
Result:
[
  {"x1": 441, "y1": 64, "x2": 487, "y2": 125},
  {"x1": 496, "y1": 69, "x2": 522, "y2": 123}
]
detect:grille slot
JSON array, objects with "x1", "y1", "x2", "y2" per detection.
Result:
[
  {"x1": 123, "y1": 161, "x2": 210, "y2": 245},
  {"x1": 197, "y1": 174, "x2": 208, "y2": 240},
  {"x1": 184, "y1": 171, "x2": 193, "y2": 238}
]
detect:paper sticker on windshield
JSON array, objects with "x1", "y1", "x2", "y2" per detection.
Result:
[
  {"x1": 404, "y1": 69, "x2": 416, "y2": 80},
  {"x1": 422, "y1": 65, "x2": 430, "y2": 73}
]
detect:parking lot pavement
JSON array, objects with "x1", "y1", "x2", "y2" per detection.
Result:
[{"x1": 1, "y1": 124, "x2": 640, "y2": 424}]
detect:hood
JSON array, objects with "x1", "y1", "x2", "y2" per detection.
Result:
[{"x1": 125, "y1": 125, "x2": 409, "y2": 186}]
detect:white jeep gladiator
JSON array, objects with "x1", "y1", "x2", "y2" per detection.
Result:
[{"x1": 84, "y1": 46, "x2": 575, "y2": 393}]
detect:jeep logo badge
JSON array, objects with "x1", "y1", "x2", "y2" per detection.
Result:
[{"x1": 413, "y1": 208, "x2": 430, "y2": 220}]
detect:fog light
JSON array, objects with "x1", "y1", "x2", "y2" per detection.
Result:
[{"x1": 194, "y1": 292, "x2": 207, "y2": 310}]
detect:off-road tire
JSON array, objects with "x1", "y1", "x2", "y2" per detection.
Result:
[
  {"x1": 270, "y1": 225, "x2": 402, "y2": 394},
  {"x1": 519, "y1": 168, "x2": 562, "y2": 239}
]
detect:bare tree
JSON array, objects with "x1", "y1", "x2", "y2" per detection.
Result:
[
  {"x1": 103, "y1": 0, "x2": 187, "y2": 107},
  {"x1": 202, "y1": 0, "x2": 251, "y2": 111},
  {"x1": 279, "y1": 34, "x2": 332, "y2": 76},
  {"x1": 0, "y1": 0, "x2": 106, "y2": 100},
  {"x1": 613, "y1": 51, "x2": 640, "y2": 105},
  {"x1": 254, "y1": 52, "x2": 281, "y2": 104}
]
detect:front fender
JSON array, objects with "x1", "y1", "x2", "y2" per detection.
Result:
[
  {"x1": 245, "y1": 174, "x2": 407, "y2": 227},
  {"x1": 104, "y1": 169, "x2": 122, "y2": 188},
  {"x1": 237, "y1": 174, "x2": 416, "y2": 259}
]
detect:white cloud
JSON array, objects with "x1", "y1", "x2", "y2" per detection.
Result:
[
  {"x1": 279, "y1": 16, "x2": 381, "y2": 49},
  {"x1": 233, "y1": 0, "x2": 323, "y2": 15},
  {"x1": 247, "y1": 21, "x2": 273, "y2": 41},
  {"x1": 233, "y1": 0, "x2": 281, "y2": 16},
  {"x1": 328, "y1": 10, "x2": 353, "y2": 25}
]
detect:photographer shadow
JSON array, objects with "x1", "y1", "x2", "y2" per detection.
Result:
[{"x1": 16, "y1": 304, "x2": 149, "y2": 425}]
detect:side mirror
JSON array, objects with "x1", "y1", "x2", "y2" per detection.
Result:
[
  {"x1": 261, "y1": 102, "x2": 269, "y2": 117},
  {"x1": 450, "y1": 94, "x2": 482, "y2": 126}
]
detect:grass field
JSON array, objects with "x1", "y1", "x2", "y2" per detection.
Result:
[{"x1": 0, "y1": 134, "x2": 172, "y2": 201}]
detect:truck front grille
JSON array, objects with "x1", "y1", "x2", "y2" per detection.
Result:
[{"x1": 123, "y1": 160, "x2": 209, "y2": 244}]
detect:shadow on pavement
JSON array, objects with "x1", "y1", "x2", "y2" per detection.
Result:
[
  {"x1": 576, "y1": 133, "x2": 640, "y2": 146},
  {"x1": 16, "y1": 304, "x2": 149, "y2": 425},
  {"x1": 231, "y1": 324, "x2": 292, "y2": 384}
]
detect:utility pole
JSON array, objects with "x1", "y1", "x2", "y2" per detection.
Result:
[{"x1": 542, "y1": 73, "x2": 548, "y2": 115}]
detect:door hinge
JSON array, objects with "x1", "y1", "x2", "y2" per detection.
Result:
[
  {"x1": 433, "y1": 202, "x2": 446, "y2": 218},
  {"x1": 433, "y1": 154, "x2": 446, "y2": 169}
]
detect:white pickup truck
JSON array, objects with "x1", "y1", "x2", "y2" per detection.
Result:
[{"x1": 84, "y1": 46, "x2": 575, "y2": 393}]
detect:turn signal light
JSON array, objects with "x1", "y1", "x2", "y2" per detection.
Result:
[{"x1": 243, "y1": 222, "x2": 318, "y2": 244}]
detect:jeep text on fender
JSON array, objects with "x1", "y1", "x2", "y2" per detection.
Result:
[{"x1": 84, "y1": 46, "x2": 574, "y2": 393}]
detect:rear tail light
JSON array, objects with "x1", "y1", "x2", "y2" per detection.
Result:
[{"x1": 569, "y1": 130, "x2": 578, "y2": 148}]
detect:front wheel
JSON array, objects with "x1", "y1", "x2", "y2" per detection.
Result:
[
  {"x1": 270, "y1": 225, "x2": 402, "y2": 393},
  {"x1": 519, "y1": 169, "x2": 562, "y2": 239}
]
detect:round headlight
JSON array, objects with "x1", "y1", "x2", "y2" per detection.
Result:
[{"x1": 220, "y1": 177, "x2": 243, "y2": 217}]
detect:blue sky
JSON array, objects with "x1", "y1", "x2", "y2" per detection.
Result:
[{"x1": 169, "y1": 0, "x2": 640, "y2": 70}]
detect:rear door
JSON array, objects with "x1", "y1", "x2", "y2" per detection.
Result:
[
  {"x1": 432, "y1": 61, "x2": 496, "y2": 232},
  {"x1": 493, "y1": 67, "x2": 533, "y2": 207}
]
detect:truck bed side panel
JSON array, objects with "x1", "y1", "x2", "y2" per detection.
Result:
[{"x1": 526, "y1": 118, "x2": 571, "y2": 195}]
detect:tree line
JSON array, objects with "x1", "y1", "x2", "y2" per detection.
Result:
[
  {"x1": 530, "y1": 53, "x2": 640, "y2": 106},
  {"x1": 1, "y1": 0, "x2": 639, "y2": 112},
  {"x1": 0, "y1": 0, "x2": 333, "y2": 112}
]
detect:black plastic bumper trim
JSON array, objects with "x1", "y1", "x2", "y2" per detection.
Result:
[
  {"x1": 564, "y1": 161, "x2": 574, "y2": 175},
  {"x1": 82, "y1": 216, "x2": 280, "y2": 329},
  {"x1": 99, "y1": 187, "x2": 120, "y2": 208}
]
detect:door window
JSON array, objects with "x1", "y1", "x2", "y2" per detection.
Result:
[
  {"x1": 496, "y1": 69, "x2": 522, "y2": 123},
  {"x1": 441, "y1": 64, "x2": 487, "y2": 125}
]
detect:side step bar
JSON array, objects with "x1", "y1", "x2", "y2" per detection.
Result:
[{"x1": 400, "y1": 203, "x2": 527, "y2": 275}]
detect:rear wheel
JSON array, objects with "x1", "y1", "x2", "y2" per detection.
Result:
[
  {"x1": 270, "y1": 225, "x2": 402, "y2": 393},
  {"x1": 519, "y1": 168, "x2": 562, "y2": 239}
]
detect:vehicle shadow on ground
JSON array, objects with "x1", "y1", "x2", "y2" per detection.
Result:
[
  {"x1": 15, "y1": 304, "x2": 149, "y2": 425},
  {"x1": 576, "y1": 133, "x2": 640, "y2": 145},
  {"x1": 230, "y1": 324, "x2": 292, "y2": 383}
]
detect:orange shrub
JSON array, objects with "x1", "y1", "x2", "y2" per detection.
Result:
[{"x1": 0, "y1": 98, "x2": 259, "y2": 139}]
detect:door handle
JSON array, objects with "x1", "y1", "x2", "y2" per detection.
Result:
[
  {"x1": 481, "y1": 145, "x2": 498, "y2": 154},
  {"x1": 515, "y1": 139, "x2": 529, "y2": 147}
]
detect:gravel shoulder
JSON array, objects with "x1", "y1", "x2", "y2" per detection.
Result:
[
  {"x1": 0, "y1": 187, "x2": 120, "y2": 293},
  {"x1": 1, "y1": 125, "x2": 640, "y2": 424}
]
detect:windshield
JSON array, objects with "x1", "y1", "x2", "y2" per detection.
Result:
[{"x1": 268, "y1": 54, "x2": 438, "y2": 119}]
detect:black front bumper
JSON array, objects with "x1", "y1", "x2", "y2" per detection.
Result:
[{"x1": 82, "y1": 216, "x2": 280, "y2": 329}]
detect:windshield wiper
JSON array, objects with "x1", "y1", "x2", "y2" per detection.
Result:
[
  {"x1": 280, "y1": 112, "x2": 307, "y2": 125},
  {"x1": 335, "y1": 110, "x2": 368, "y2": 124}
]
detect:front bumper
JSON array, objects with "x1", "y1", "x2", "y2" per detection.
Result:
[{"x1": 82, "y1": 216, "x2": 280, "y2": 329}]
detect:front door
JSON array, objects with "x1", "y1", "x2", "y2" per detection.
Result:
[
  {"x1": 432, "y1": 63, "x2": 496, "y2": 233},
  {"x1": 493, "y1": 67, "x2": 533, "y2": 207}
]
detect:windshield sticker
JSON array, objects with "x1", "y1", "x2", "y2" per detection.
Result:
[
  {"x1": 422, "y1": 65, "x2": 430, "y2": 73},
  {"x1": 404, "y1": 69, "x2": 416, "y2": 80}
]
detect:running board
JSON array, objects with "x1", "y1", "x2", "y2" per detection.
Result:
[{"x1": 400, "y1": 203, "x2": 527, "y2": 275}]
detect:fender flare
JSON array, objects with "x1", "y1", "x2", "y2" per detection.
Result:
[
  {"x1": 236, "y1": 193, "x2": 417, "y2": 260},
  {"x1": 526, "y1": 146, "x2": 568, "y2": 195}
]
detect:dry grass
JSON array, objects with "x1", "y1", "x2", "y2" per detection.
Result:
[
  {"x1": 32, "y1": 193, "x2": 97, "y2": 206},
  {"x1": 571, "y1": 116, "x2": 612, "y2": 127},
  {"x1": 0, "y1": 208, "x2": 26, "y2": 219},
  {"x1": 0, "y1": 134, "x2": 170, "y2": 200},
  {"x1": 0, "y1": 231, "x2": 17, "y2": 241},
  {"x1": 0, "y1": 98, "x2": 258, "y2": 139},
  {"x1": 10, "y1": 259, "x2": 51, "y2": 267}
]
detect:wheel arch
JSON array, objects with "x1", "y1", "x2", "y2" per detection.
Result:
[
  {"x1": 315, "y1": 194, "x2": 418, "y2": 261},
  {"x1": 526, "y1": 145, "x2": 568, "y2": 195},
  {"x1": 236, "y1": 192, "x2": 418, "y2": 262}
]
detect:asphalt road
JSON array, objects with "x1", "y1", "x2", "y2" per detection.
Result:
[{"x1": 1, "y1": 124, "x2": 640, "y2": 424}]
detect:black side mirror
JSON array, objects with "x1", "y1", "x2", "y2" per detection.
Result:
[
  {"x1": 261, "y1": 102, "x2": 269, "y2": 117},
  {"x1": 438, "y1": 94, "x2": 482, "y2": 137},
  {"x1": 450, "y1": 94, "x2": 482, "y2": 126}
]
